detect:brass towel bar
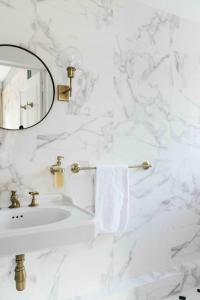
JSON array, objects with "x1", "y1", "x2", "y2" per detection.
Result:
[{"x1": 71, "y1": 161, "x2": 152, "y2": 173}]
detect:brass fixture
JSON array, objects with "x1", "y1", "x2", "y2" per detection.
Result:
[
  {"x1": 20, "y1": 102, "x2": 33, "y2": 110},
  {"x1": 71, "y1": 161, "x2": 152, "y2": 174},
  {"x1": 50, "y1": 156, "x2": 65, "y2": 188},
  {"x1": 141, "y1": 161, "x2": 152, "y2": 170},
  {"x1": 57, "y1": 66, "x2": 76, "y2": 101},
  {"x1": 50, "y1": 156, "x2": 65, "y2": 174},
  {"x1": 26, "y1": 101, "x2": 34, "y2": 108},
  {"x1": 29, "y1": 192, "x2": 39, "y2": 207},
  {"x1": 9, "y1": 191, "x2": 21, "y2": 209},
  {"x1": 20, "y1": 104, "x2": 27, "y2": 110},
  {"x1": 15, "y1": 254, "x2": 26, "y2": 291},
  {"x1": 71, "y1": 163, "x2": 81, "y2": 173}
]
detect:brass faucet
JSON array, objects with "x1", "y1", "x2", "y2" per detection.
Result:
[
  {"x1": 9, "y1": 191, "x2": 20, "y2": 209},
  {"x1": 28, "y1": 192, "x2": 39, "y2": 207}
]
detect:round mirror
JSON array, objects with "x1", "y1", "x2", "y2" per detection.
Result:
[{"x1": 0, "y1": 44, "x2": 55, "y2": 130}]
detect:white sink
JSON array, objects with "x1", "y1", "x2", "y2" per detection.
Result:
[
  {"x1": 0, "y1": 195, "x2": 94, "y2": 256},
  {"x1": 0, "y1": 207, "x2": 71, "y2": 230}
]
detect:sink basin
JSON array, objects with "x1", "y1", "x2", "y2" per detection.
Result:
[
  {"x1": 0, "y1": 195, "x2": 94, "y2": 256},
  {"x1": 0, "y1": 207, "x2": 71, "y2": 230}
]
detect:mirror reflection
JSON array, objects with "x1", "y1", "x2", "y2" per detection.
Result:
[{"x1": 0, "y1": 45, "x2": 54, "y2": 130}]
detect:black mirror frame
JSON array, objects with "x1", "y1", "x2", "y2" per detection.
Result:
[{"x1": 0, "y1": 44, "x2": 55, "y2": 131}]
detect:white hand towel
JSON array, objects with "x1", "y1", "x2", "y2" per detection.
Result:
[{"x1": 95, "y1": 165, "x2": 129, "y2": 235}]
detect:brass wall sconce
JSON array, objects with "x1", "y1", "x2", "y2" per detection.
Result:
[
  {"x1": 57, "y1": 47, "x2": 82, "y2": 102},
  {"x1": 57, "y1": 66, "x2": 76, "y2": 101}
]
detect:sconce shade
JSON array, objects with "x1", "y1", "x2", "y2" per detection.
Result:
[{"x1": 57, "y1": 47, "x2": 82, "y2": 69}]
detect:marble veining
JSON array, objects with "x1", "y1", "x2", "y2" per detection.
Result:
[{"x1": 1, "y1": 0, "x2": 200, "y2": 299}]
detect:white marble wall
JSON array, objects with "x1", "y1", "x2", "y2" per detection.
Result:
[{"x1": 1, "y1": 0, "x2": 200, "y2": 299}]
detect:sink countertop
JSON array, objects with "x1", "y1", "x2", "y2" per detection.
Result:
[{"x1": 0, "y1": 194, "x2": 95, "y2": 256}]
